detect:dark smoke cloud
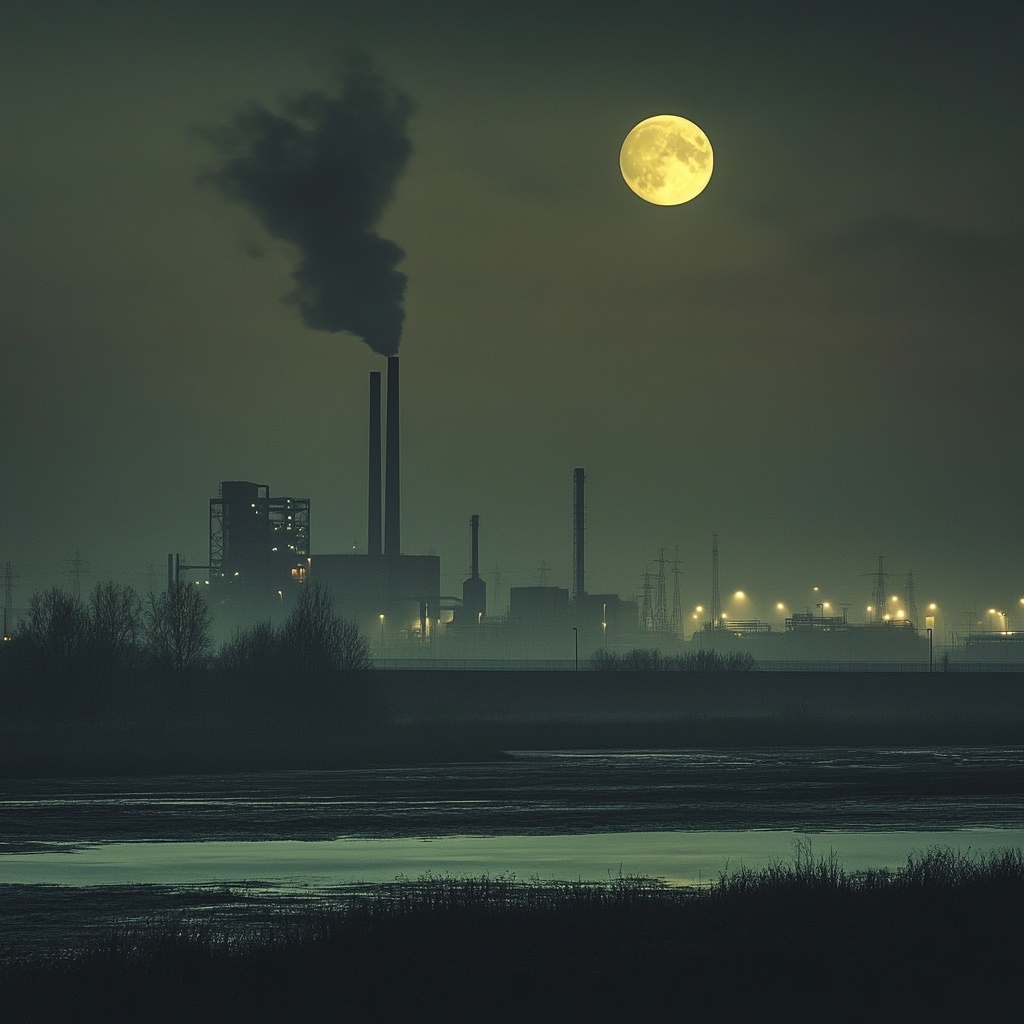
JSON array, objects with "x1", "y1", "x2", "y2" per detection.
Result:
[{"x1": 203, "y1": 54, "x2": 413, "y2": 356}]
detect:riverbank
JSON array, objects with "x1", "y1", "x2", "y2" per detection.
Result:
[
  {"x1": 3, "y1": 847, "x2": 1021, "y2": 1022},
  {"x1": 2, "y1": 669, "x2": 1021, "y2": 777}
]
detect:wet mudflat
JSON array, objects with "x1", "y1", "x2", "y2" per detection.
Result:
[
  {"x1": 2, "y1": 746, "x2": 1021, "y2": 966},
  {"x1": 4, "y1": 746, "x2": 1022, "y2": 852}
]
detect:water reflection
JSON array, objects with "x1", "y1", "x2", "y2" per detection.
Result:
[{"x1": 5, "y1": 829, "x2": 1023, "y2": 889}]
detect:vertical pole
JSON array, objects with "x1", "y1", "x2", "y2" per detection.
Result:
[
  {"x1": 385, "y1": 356, "x2": 401, "y2": 557},
  {"x1": 470, "y1": 515, "x2": 480, "y2": 578},
  {"x1": 572, "y1": 469, "x2": 585, "y2": 600},
  {"x1": 368, "y1": 372, "x2": 382, "y2": 557},
  {"x1": 573, "y1": 626, "x2": 578, "y2": 671}
]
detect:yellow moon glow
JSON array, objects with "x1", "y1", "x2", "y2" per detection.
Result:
[{"x1": 619, "y1": 115, "x2": 713, "y2": 205}]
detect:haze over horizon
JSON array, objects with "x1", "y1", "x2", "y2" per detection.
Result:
[{"x1": 2, "y1": 1, "x2": 1021, "y2": 638}]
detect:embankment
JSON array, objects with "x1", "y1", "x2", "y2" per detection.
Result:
[{"x1": 2, "y1": 669, "x2": 1021, "y2": 776}]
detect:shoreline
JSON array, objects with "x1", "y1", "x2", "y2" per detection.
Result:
[{"x1": 3, "y1": 668, "x2": 1021, "y2": 777}]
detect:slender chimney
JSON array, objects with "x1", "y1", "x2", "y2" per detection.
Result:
[
  {"x1": 368, "y1": 372, "x2": 382, "y2": 556},
  {"x1": 384, "y1": 355, "x2": 401, "y2": 556},
  {"x1": 573, "y1": 468, "x2": 585, "y2": 599},
  {"x1": 470, "y1": 514, "x2": 480, "y2": 579}
]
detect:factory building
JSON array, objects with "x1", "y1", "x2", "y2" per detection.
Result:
[{"x1": 209, "y1": 481, "x2": 310, "y2": 591}]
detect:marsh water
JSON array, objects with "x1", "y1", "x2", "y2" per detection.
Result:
[{"x1": 2, "y1": 746, "x2": 1022, "y2": 958}]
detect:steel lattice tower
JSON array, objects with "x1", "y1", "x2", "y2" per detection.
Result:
[
  {"x1": 871, "y1": 555, "x2": 888, "y2": 623},
  {"x1": 641, "y1": 572, "x2": 654, "y2": 632},
  {"x1": 904, "y1": 569, "x2": 918, "y2": 627},
  {"x1": 654, "y1": 549, "x2": 668, "y2": 631},
  {"x1": 711, "y1": 534, "x2": 722, "y2": 629},
  {"x1": 671, "y1": 547, "x2": 682, "y2": 636}
]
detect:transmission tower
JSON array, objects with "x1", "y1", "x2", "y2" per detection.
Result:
[
  {"x1": 870, "y1": 555, "x2": 888, "y2": 623},
  {"x1": 654, "y1": 549, "x2": 668, "y2": 631},
  {"x1": 63, "y1": 547, "x2": 88, "y2": 601},
  {"x1": 3, "y1": 561, "x2": 20, "y2": 640},
  {"x1": 711, "y1": 534, "x2": 722, "y2": 629},
  {"x1": 671, "y1": 547, "x2": 682, "y2": 636},
  {"x1": 640, "y1": 573, "x2": 654, "y2": 632},
  {"x1": 904, "y1": 569, "x2": 918, "y2": 627}
]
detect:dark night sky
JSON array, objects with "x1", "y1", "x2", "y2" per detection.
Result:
[{"x1": 1, "y1": 0, "x2": 1021, "y2": 636}]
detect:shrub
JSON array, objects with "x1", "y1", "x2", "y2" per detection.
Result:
[{"x1": 589, "y1": 647, "x2": 756, "y2": 671}]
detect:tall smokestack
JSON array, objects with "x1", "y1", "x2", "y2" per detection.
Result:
[
  {"x1": 368, "y1": 372, "x2": 382, "y2": 556},
  {"x1": 470, "y1": 514, "x2": 480, "y2": 579},
  {"x1": 385, "y1": 355, "x2": 401, "y2": 556},
  {"x1": 462, "y1": 514, "x2": 486, "y2": 622},
  {"x1": 573, "y1": 468, "x2": 585, "y2": 599}
]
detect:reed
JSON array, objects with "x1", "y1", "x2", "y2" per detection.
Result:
[{"x1": 4, "y1": 847, "x2": 1021, "y2": 1022}]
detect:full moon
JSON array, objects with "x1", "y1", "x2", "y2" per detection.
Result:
[{"x1": 619, "y1": 115, "x2": 713, "y2": 206}]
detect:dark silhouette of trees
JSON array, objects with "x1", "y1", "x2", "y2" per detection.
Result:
[
  {"x1": 219, "y1": 583, "x2": 370, "y2": 687},
  {"x1": 86, "y1": 581, "x2": 143, "y2": 684},
  {"x1": 281, "y1": 583, "x2": 371, "y2": 674},
  {"x1": 216, "y1": 584, "x2": 371, "y2": 721},
  {"x1": 13, "y1": 586, "x2": 90, "y2": 692},
  {"x1": 145, "y1": 583, "x2": 213, "y2": 675},
  {"x1": 590, "y1": 648, "x2": 756, "y2": 671}
]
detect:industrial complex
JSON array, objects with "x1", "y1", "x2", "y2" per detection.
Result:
[{"x1": 161, "y1": 357, "x2": 1019, "y2": 667}]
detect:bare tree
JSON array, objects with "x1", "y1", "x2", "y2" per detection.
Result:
[
  {"x1": 16, "y1": 586, "x2": 90, "y2": 686},
  {"x1": 87, "y1": 581, "x2": 143, "y2": 683},
  {"x1": 146, "y1": 583, "x2": 213, "y2": 674},
  {"x1": 281, "y1": 583, "x2": 371, "y2": 674}
]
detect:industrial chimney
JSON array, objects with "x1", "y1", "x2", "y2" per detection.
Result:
[
  {"x1": 573, "y1": 468, "x2": 585, "y2": 599},
  {"x1": 462, "y1": 513, "x2": 486, "y2": 623},
  {"x1": 384, "y1": 355, "x2": 400, "y2": 556},
  {"x1": 368, "y1": 371, "x2": 382, "y2": 556},
  {"x1": 470, "y1": 514, "x2": 480, "y2": 579}
]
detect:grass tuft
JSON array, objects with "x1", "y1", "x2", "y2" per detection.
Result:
[{"x1": 3, "y1": 846, "x2": 1022, "y2": 1022}]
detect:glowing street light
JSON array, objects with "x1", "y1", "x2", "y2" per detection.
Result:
[
  {"x1": 379, "y1": 613, "x2": 385, "y2": 659},
  {"x1": 989, "y1": 609, "x2": 1008, "y2": 632}
]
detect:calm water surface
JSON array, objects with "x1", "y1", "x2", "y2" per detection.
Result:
[{"x1": 2, "y1": 747, "x2": 1021, "y2": 957}]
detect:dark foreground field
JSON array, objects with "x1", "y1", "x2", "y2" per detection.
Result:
[
  {"x1": 3, "y1": 669, "x2": 1022, "y2": 776},
  {"x1": 4, "y1": 847, "x2": 1022, "y2": 1023}
]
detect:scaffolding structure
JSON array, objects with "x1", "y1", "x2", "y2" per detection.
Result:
[{"x1": 209, "y1": 481, "x2": 310, "y2": 585}]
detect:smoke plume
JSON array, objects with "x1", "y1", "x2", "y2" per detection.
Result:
[{"x1": 203, "y1": 54, "x2": 413, "y2": 356}]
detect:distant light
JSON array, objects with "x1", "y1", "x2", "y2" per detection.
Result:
[
  {"x1": 734, "y1": 591, "x2": 745, "y2": 599},
  {"x1": 823, "y1": 602, "x2": 830, "y2": 610},
  {"x1": 988, "y1": 609, "x2": 997, "y2": 615},
  {"x1": 896, "y1": 610, "x2": 904, "y2": 618},
  {"x1": 721, "y1": 613, "x2": 728, "y2": 620},
  {"x1": 813, "y1": 587, "x2": 819, "y2": 592},
  {"x1": 867, "y1": 606, "x2": 873, "y2": 612},
  {"x1": 696, "y1": 606, "x2": 703, "y2": 613},
  {"x1": 891, "y1": 596, "x2": 899, "y2": 603},
  {"x1": 777, "y1": 603, "x2": 784, "y2": 611},
  {"x1": 928, "y1": 603, "x2": 936, "y2": 610}
]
